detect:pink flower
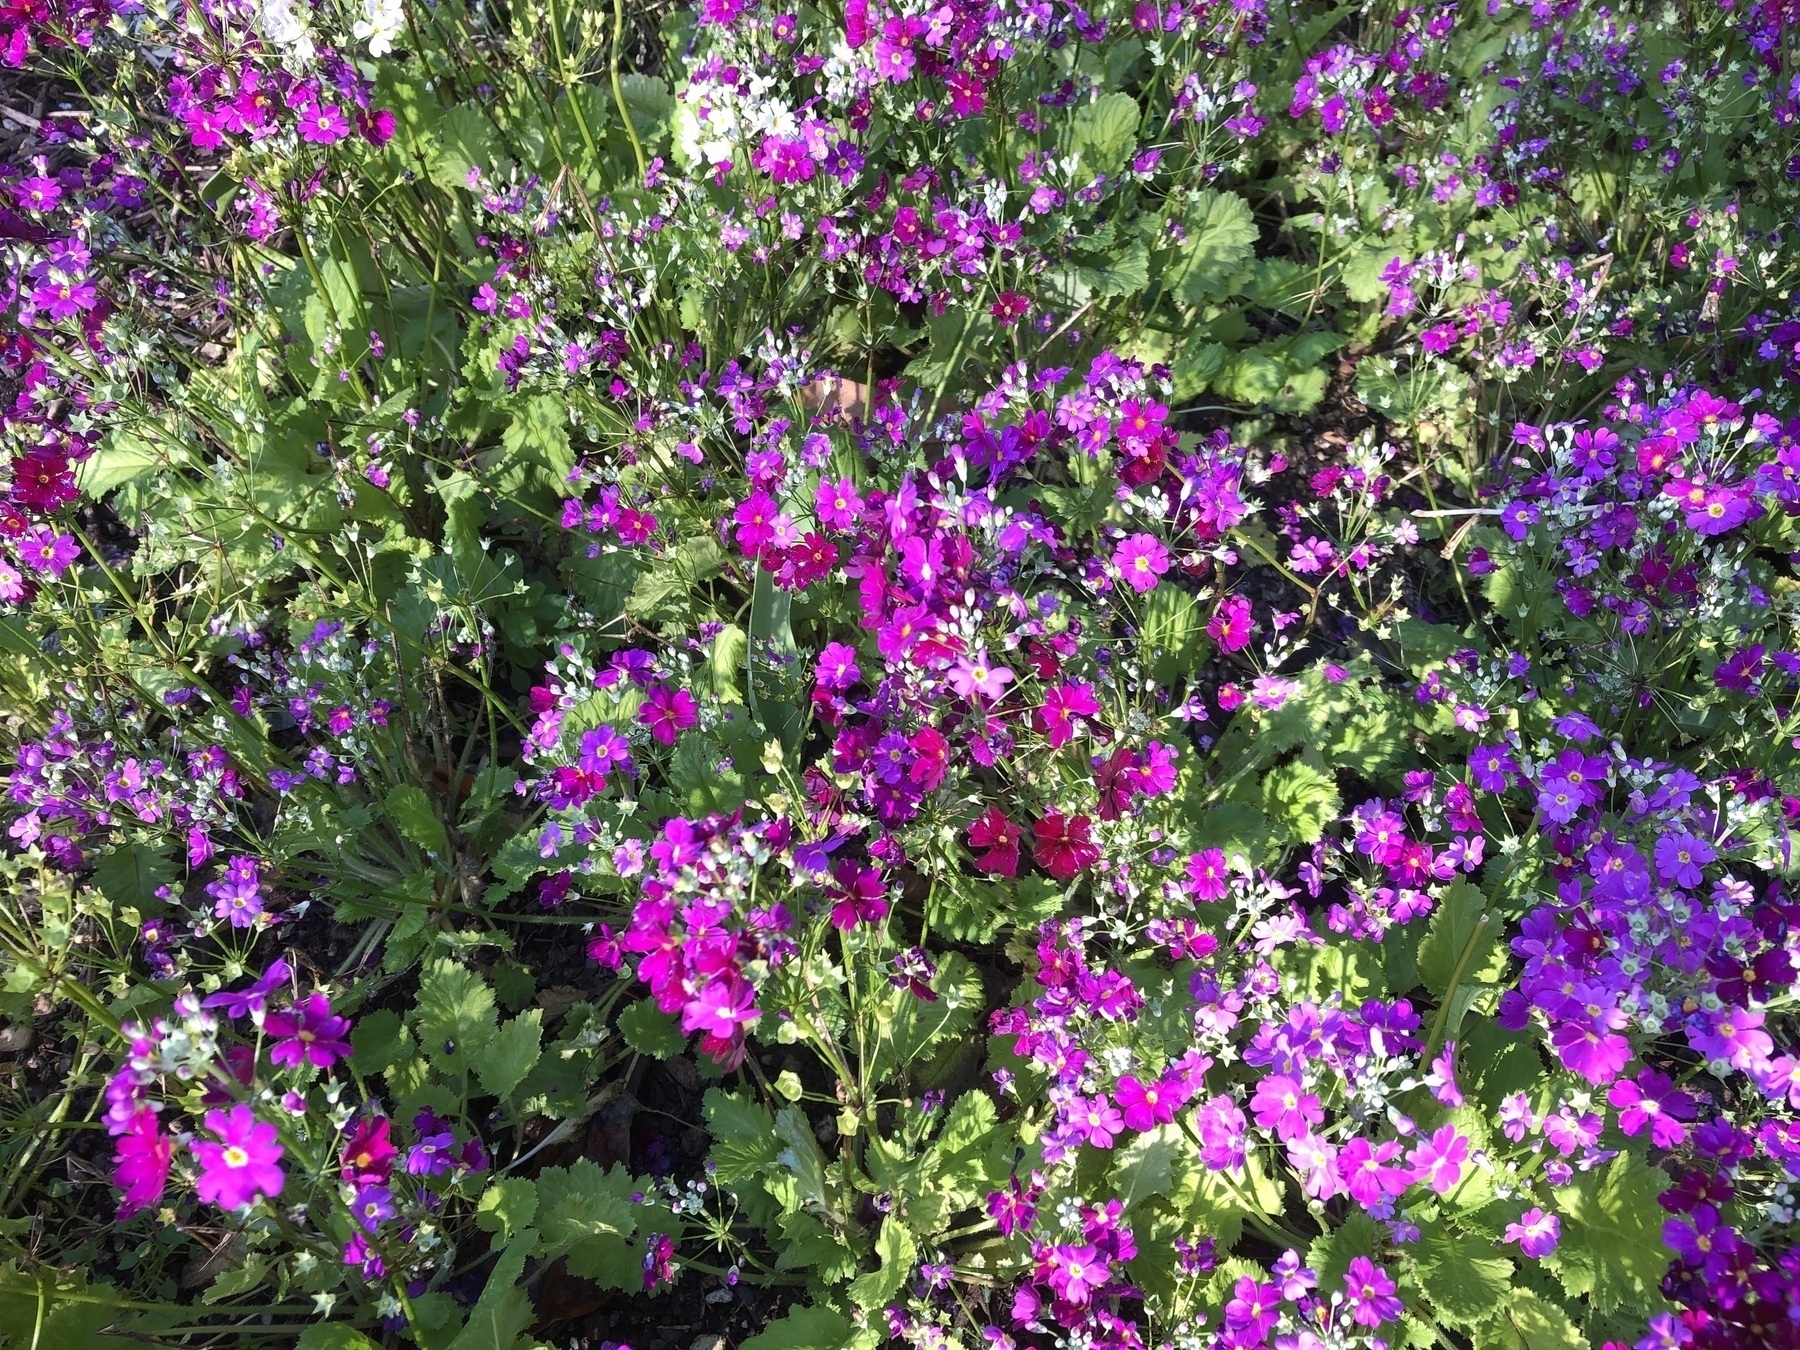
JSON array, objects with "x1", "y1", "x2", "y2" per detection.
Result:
[
  {"x1": 681, "y1": 974, "x2": 758, "y2": 1040},
  {"x1": 1042, "y1": 1243, "x2": 1110, "y2": 1306},
  {"x1": 1186, "y1": 847, "x2": 1229, "y2": 901},
  {"x1": 1405, "y1": 1123, "x2": 1469, "y2": 1194},
  {"x1": 265, "y1": 992, "x2": 351, "y2": 1069},
  {"x1": 1113, "y1": 533, "x2": 1169, "y2": 593},
  {"x1": 1114, "y1": 1074, "x2": 1176, "y2": 1132},
  {"x1": 1503, "y1": 1207, "x2": 1561, "y2": 1258},
  {"x1": 1036, "y1": 682, "x2": 1101, "y2": 748},
  {"x1": 947, "y1": 648, "x2": 1014, "y2": 701},
  {"x1": 639, "y1": 685, "x2": 698, "y2": 744},
  {"x1": 815, "y1": 476, "x2": 862, "y2": 530},
  {"x1": 1070, "y1": 1094, "x2": 1125, "y2": 1148},
  {"x1": 296, "y1": 102, "x2": 351, "y2": 144},
  {"x1": 113, "y1": 1108, "x2": 172, "y2": 1218},
  {"x1": 1208, "y1": 594, "x2": 1253, "y2": 651},
  {"x1": 192, "y1": 1105, "x2": 285, "y2": 1210},
  {"x1": 1249, "y1": 1073, "x2": 1324, "y2": 1143}
]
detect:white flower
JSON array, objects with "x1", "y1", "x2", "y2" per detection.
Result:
[{"x1": 353, "y1": 0, "x2": 405, "y2": 57}]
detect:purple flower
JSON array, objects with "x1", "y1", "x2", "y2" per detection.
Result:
[
  {"x1": 16, "y1": 527, "x2": 79, "y2": 577},
  {"x1": 1343, "y1": 1256, "x2": 1403, "y2": 1327},
  {"x1": 1503, "y1": 1207, "x2": 1561, "y2": 1258},
  {"x1": 265, "y1": 993, "x2": 351, "y2": 1069}
]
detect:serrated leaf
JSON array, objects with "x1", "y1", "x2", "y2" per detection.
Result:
[
  {"x1": 618, "y1": 998, "x2": 688, "y2": 1058},
  {"x1": 704, "y1": 1089, "x2": 779, "y2": 1188},
  {"x1": 414, "y1": 958, "x2": 497, "y2": 1063},
  {"x1": 350, "y1": 1009, "x2": 413, "y2": 1076},
  {"x1": 773, "y1": 1105, "x2": 831, "y2": 1211},
  {"x1": 1260, "y1": 758, "x2": 1340, "y2": 845},
  {"x1": 446, "y1": 1231, "x2": 535, "y2": 1350},
  {"x1": 386, "y1": 783, "x2": 449, "y2": 856},
  {"x1": 1413, "y1": 1226, "x2": 1514, "y2": 1326},
  {"x1": 1110, "y1": 1124, "x2": 1184, "y2": 1210},
  {"x1": 1475, "y1": 1289, "x2": 1587, "y2": 1350},
  {"x1": 711, "y1": 623, "x2": 748, "y2": 704},
  {"x1": 471, "y1": 1010, "x2": 542, "y2": 1101},
  {"x1": 537, "y1": 1158, "x2": 636, "y2": 1250},
  {"x1": 298, "y1": 1329, "x2": 380, "y2": 1350},
  {"x1": 847, "y1": 1215, "x2": 916, "y2": 1306},
  {"x1": 739, "y1": 1304, "x2": 851, "y2": 1350},
  {"x1": 1552, "y1": 1153, "x2": 1672, "y2": 1312},
  {"x1": 1172, "y1": 190, "x2": 1259, "y2": 305},
  {"x1": 1069, "y1": 92, "x2": 1140, "y2": 176},
  {"x1": 474, "y1": 1177, "x2": 538, "y2": 1240},
  {"x1": 1417, "y1": 881, "x2": 1495, "y2": 999},
  {"x1": 1307, "y1": 1210, "x2": 1378, "y2": 1291}
]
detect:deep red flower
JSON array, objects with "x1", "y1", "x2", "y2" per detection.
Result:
[{"x1": 1032, "y1": 810, "x2": 1099, "y2": 880}]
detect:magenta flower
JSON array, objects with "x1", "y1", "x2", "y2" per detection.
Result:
[
  {"x1": 296, "y1": 102, "x2": 351, "y2": 144},
  {"x1": 1042, "y1": 1243, "x2": 1110, "y2": 1306},
  {"x1": 1186, "y1": 847, "x2": 1229, "y2": 901},
  {"x1": 1070, "y1": 1094, "x2": 1125, "y2": 1149},
  {"x1": 1607, "y1": 1069, "x2": 1697, "y2": 1148},
  {"x1": 265, "y1": 992, "x2": 351, "y2": 1069},
  {"x1": 113, "y1": 1108, "x2": 173, "y2": 1218},
  {"x1": 946, "y1": 648, "x2": 1014, "y2": 701},
  {"x1": 192, "y1": 1105, "x2": 285, "y2": 1210},
  {"x1": 1503, "y1": 1207, "x2": 1562, "y2": 1258},
  {"x1": 638, "y1": 685, "x2": 698, "y2": 744},
  {"x1": 681, "y1": 973, "x2": 759, "y2": 1040},
  {"x1": 1405, "y1": 1123, "x2": 1469, "y2": 1194},
  {"x1": 16, "y1": 527, "x2": 78, "y2": 577},
  {"x1": 1113, "y1": 533, "x2": 1169, "y2": 593},
  {"x1": 1208, "y1": 594, "x2": 1253, "y2": 651},
  {"x1": 1114, "y1": 1074, "x2": 1175, "y2": 1132},
  {"x1": 1249, "y1": 1073, "x2": 1324, "y2": 1143}
]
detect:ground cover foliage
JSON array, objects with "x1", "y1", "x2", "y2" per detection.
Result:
[{"x1": 0, "y1": 0, "x2": 1798, "y2": 1346}]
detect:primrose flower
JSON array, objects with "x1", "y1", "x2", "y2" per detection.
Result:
[{"x1": 192, "y1": 1106, "x2": 285, "y2": 1211}]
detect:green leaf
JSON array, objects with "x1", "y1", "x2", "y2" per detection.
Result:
[
  {"x1": 1306, "y1": 1210, "x2": 1379, "y2": 1291},
  {"x1": 350, "y1": 1009, "x2": 414, "y2": 1076},
  {"x1": 1069, "y1": 92, "x2": 1140, "y2": 176},
  {"x1": 847, "y1": 1215, "x2": 917, "y2": 1306},
  {"x1": 386, "y1": 784, "x2": 450, "y2": 856},
  {"x1": 446, "y1": 1231, "x2": 536, "y2": 1350},
  {"x1": 703, "y1": 1089, "x2": 779, "y2": 1188},
  {"x1": 471, "y1": 1010, "x2": 542, "y2": 1102},
  {"x1": 1110, "y1": 1124, "x2": 1184, "y2": 1210},
  {"x1": 1551, "y1": 1154, "x2": 1673, "y2": 1312},
  {"x1": 1260, "y1": 758, "x2": 1340, "y2": 845},
  {"x1": 1413, "y1": 1225, "x2": 1514, "y2": 1327},
  {"x1": 773, "y1": 1105, "x2": 831, "y2": 1210},
  {"x1": 739, "y1": 1304, "x2": 852, "y2": 1350},
  {"x1": 537, "y1": 1157, "x2": 636, "y2": 1250},
  {"x1": 474, "y1": 1178, "x2": 538, "y2": 1240},
  {"x1": 501, "y1": 394, "x2": 574, "y2": 482},
  {"x1": 1417, "y1": 881, "x2": 1496, "y2": 999},
  {"x1": 298, "y1": 1328, "x2": 381, "y2": 1350},
  {"x1": 618, "y1": 998, "x2": 687, "y2": 1058},
  {"x1": 414, "y1": 958, "x2": 497, "y2": 1064},
  {"x1": 91, "y1": 844, "x2": 176, "y2": 912},
  {"x1": 711, "y1": 623, "x2": 748, "y2": 704},
  {"x1": 1475, "y1": 1289, "x2": 1587, "y2": 1350},
  {"x1": 1171, "y1": 191, "x2": 1259, "y2": 305}
]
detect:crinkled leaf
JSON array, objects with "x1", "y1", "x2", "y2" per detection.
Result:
[
  {"x1": 471, "y1": 1009, "x2": 542, "y2": 1102},
  {"x1": 618, "y1": 998, "x2": 688, "y2": 1058}
]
